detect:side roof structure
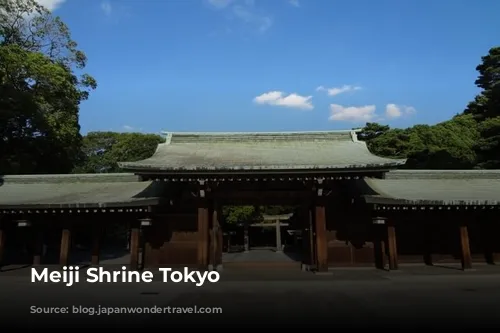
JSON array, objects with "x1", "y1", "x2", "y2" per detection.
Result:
[
  {"x1": 0, "y1": 173, "x2": 165, "y2": 212},
  {"x1": 118, "y1": 130, "x2": 406, "y2": 174},
  {"x1": 360, "y1": 170, "x2": 500, "y2": 207}
]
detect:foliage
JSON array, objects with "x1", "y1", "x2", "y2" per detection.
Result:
[
  {"x1": 465, "y1": 47, "x2": 500, "y2": 168},
  {"x1": 360, "y1": 46, "x2": 500, "y2": 170},
  {"x1": 73, "y1": 132, "x2": 165, "y2": 173},
  {"x1": 222, "y1": 205, "x2": 296, "y2": 225},
  {"x1": 0, "y1": 0, "x2": 96, "y2": 174},
  {"x1": 360, "y1": 115, "x2": 480, "y2": 169},
  {"x1": 222, "y1": 206, "x2": 258, "y2": 225},
  {"x1": 475, "y1": 117, "x2": 500, "y2": 168},
  {"x1": 356, "y1": 123, "x2": 390, "y2": 141}
]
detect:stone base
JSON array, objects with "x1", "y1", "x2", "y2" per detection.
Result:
[
  {"x1": 216, "y1": 264, "x2": 224, "y2": 272},
  {"x1": 207, "y1": 264, "x2": 214, "y2": 271}
]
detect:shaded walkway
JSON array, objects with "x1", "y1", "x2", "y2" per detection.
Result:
[{"x1": 223, "y1": 249, "x2": 300, "y2": 263}]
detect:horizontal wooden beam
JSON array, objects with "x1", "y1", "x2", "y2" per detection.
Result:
[
  {"x1": 137, "y1": 169, "x2": 388, "y2": 178},
  {"x1": 212, "y1": 190, "x2": 311, "y2": 203},
  {"x1": 0, "y1": 207, "x2": 150, "y2": 214},
  {"x1": 372, "y1": 205, "x2": 500, "y2": 211},
  {"x1": 249, "y1": 223, "x2": 290, "y2": 227}
]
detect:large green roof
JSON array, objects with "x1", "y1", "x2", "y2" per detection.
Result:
[
  {"x1": 362, "y1": 170, "x2": 500, "y2": 206},
  {"x1": 118, "y1": 130, "x2": 406, "y2": 173},
  {"x1": 385, "y1": 170, "x2": 500, "y2": 180},
  {"x1": 0, "y1": 174, "x2": 164, "y2": 210}
]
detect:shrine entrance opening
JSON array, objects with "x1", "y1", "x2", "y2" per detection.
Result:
[{"x1": 220, "y1": 206, "x2": 304, "y2": 268}]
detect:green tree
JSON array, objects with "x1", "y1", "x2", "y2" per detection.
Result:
[
  {"x1": 222, "y1": 206, "x2": 258, "y2": 225},
  {"x1": 0, "y1": 0, "x2": 96, "y2": 174},
  {"x1": 222, "y1": 205, "x2": 297, "y2": 225},
  {"x1": 475, "y1": 117, "x2": 500, "y2": 168},
  {"x1": 74, "y1": 132, "x2": 165, "y2": 173},
  {"x1": 359, "y1": 115, "x2": 479, "y2": 169},
  {"x1": 357, "y1": 122, "x2": 391, "y2": 141},
  {"x1": 464, "y1": 47, "x2": 500, "y2": 168}
]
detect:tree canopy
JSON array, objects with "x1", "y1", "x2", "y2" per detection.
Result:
[
  {"x1": 73, "y1": 131, "x2": 165, "y2": 173},
  {"x1": 0, "y1": 0, "x2": 96, "y2": 174}
]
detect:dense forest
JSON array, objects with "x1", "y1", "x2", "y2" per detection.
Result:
[{"x1": 1, "y1": 0, "x2": 499, "y2": 223}]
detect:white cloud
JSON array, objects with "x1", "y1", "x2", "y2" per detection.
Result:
[
  {"x1": 100, "y1": 1, "x2": 112, "y2": 16},
  {"x1": 123, "y1": 125, "x2": 143, "y2": 132},
  {"x1": 35, "y1": 0, "x2": 66, "y2": 11},
  {"x1": 206, "y1": 0, "x2": 273, "y2": 33},
  {"x1": 254, "y1": 91, "x2": 314, "y2": 110},
  {"x1": 207, "y1": 0, "x2": 234, "y2": 8},
  {"x1": 289, "y1": 0, "x2": 300, "y2": 7},
  {"x1": 385, "y1": 103, "x2": 416, "y2": 118},
  {"x1": 316, "y1": 85, "x2": 362, "y2": 96},
  {"x1": 232, "y1": 5, "x2": 272, "y2": 33},
  {"x1": 329, "y1": 104, "x2": 377, "y2": 122}
]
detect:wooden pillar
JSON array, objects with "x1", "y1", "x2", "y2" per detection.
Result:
[
  {"x1": 387, "y1": 224, "x2": 398, "y2": 270},
  {"x1": 209, "y1": 204, "x2": 222, "y2": 270},
  {"x1": 308, "y1": 209, "x2": 315, "y2": 268},
  {"x1": 459, "y1": 224, "x2": 472, "y2": 270},
  {"x1": 300, "y1": 201, "x2": 315, "y2": 271},
  {"x1": 59, "y1": 221, "x2": 72, "y2": 267},
  {"x1": 216, "y1": 207, "x2": 223, "y2": 270},
  {"x1": 209, "y1": 206, "x2": 215, "y2": 270},
  {"x1": 145, "y1": 218, "x2": 160, "y2": 268},
  {"x1": 129, "y1": 221, "x2": 140, "y2": 270},
  {"x1": 33, "y1": 223, "x2": 44, "y2": 266},
  {"x1": 197, "y1": 199, "x2": 209, "y2": 268},
  {"x1": 373, "y1": 221, "x2": 386, "y2": 270},
  {"x1": 275, "y1": 219, "x2": 282, "y2": 252},
  {"x1": 91, "y1": 222, "x2": 101, "y2": 266},
  {"x1": 314, "y1": 201, "x2": 328, "y2": 272},
  {"x1": 243, "y1": 220, "x2": 249, "y2": 252}
]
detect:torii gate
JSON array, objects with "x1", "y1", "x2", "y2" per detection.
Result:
[{"x1": 243, "y1": 213, "x2": 294, "y2": 252}]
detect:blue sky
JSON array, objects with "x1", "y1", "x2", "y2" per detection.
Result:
[{"x1": 43, "y1": 0, "x2": 500, "y2": 134}]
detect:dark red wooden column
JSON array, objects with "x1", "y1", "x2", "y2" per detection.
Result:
[
  {"x1": 144, "y1": 217, "x2": 160, "y2": 268},
  {"x1": 33, "y1": 222, "x2": 44, "y2": 266},
  {"x1": 91, "y1": 221, "x2": 101, "y2": 266},
  {"x1": 387, "y1": 222, "x2": 399, "y2": 270},
  {"x1": 216, "y1": 206, "x2": 223, "y2": 270},
  {"x1": 197, "y1": 204, "x2": 209, "y2": 268},
  {"x1": 197, "y1": 181, "x2": 210, "y2": 269},
  {"x1": 459, "y1": 224, "x2": 472, "y2": 270},
  {"x1": 59, "y1": 221, "x2": 72, "y2": 267},
  {"x1": 300, "y1": 203, "x2": 313, "y2": 271},
  {"x1": 315, "y1": 204, "x2": 328, "y2": 272},
  {"x1": 209, "y1": 202, "x2": 221, "y2": 271},
  {"x1": 314, "y1": 179, "x2": 328, "y2": 272},
  {"x1": 129, "y1": 220, "x2": 140, "y2": 270}
]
